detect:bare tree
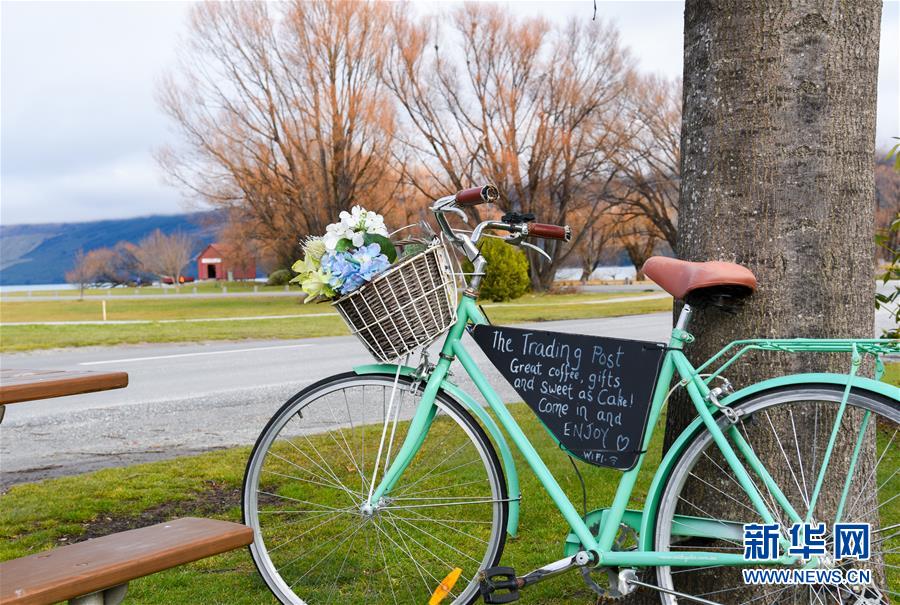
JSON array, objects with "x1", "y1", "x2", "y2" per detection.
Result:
[
  {"x1": 158, "y1": 1, "x2": 405, "y2": 269},
  {"x1": 132, "y1": 230, "x2": 193, "y2": 287},
  {"x1": 875, "y1": 154, "x2": 900, "y2": 262},
  {"x1": 386, "y1": 6, "x2": 634, "y2": 289},
  {"x1": 614, "y1": 215, "x2": 660, "y2": 281},
  {"x1": 611, "y1": 75, "x2": 681, "y2": 249},
  {"x1": 574, "y1": 211, "x2": 617, "y2": 282},
  {"x1": 65, "y1": 249, "x2": 95, "y2": 299},
  {"x1": 79, "y1": 245, "x2": 137, "y2": 287}
]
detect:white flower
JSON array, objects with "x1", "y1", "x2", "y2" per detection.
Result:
[
  {"x1": 323, "y1": 223, "x2": 347, "y2": 251},
  {"x1": 323, "y1": 206, "x2": 389, "y2": 250},
  {"x1": 364, "y1": 212, "x2": 388, "y2": 236}
]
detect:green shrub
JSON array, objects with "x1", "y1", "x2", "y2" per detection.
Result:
[
  {"x1": 465, "y1": 237, "x2": 530, "y2": 302},
  {"x1": 266, "y1": 269, "x2": 293, "y2": 286}
]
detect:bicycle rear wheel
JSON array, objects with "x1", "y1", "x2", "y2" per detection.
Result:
[
  {"x1": 655, "y1": 385, "x2": 899, "y2": 604},
  {"x1": 243, "y1": 372, "x2": 508, "y2": 604}
]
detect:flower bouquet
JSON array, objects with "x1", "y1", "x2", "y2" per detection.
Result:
[
  {"x1": 291, "y1": 206, "x2": 400, "y2": 302},
  {"x1": 291, "y1": 206, "x2": 457, "y2": 362}
]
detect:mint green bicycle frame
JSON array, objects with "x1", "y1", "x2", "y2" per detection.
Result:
[{"x1": 361, "y1": 294, "x2": 899, "y2": 569}]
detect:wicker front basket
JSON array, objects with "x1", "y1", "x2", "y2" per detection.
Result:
[{"x1": 332, "y1": 243, "x2": 458, "y2": 362}]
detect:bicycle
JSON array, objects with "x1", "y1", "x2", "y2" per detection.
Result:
[{"x1": 242, "y1": 186, "x2": 900, "y2": 604}]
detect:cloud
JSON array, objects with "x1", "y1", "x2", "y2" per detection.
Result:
[
  {"x1": 1, "y1": 1, "x2": 191, "y2": 224},
  {"x1": 1, "y1": 153, "x2": 185, "y2": 224},
  {"x1": 1, "y1": 1, "x2": 897, "y2": 225}
]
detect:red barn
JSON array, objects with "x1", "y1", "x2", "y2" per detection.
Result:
[{"x1": 196, "y1": 243, "x2": 256, "y2": 281}]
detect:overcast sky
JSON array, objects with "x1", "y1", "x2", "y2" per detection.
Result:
[{"x1": 1, "y1": 1, "x2": 898, "y2": 225}]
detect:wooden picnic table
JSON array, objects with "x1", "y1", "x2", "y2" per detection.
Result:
[
  {"x1": 0, "y1": 368, "x2": 254, "y2": 605},
  {"x1": 0, "y1": 368, "x2": 129, "y2": 406}
]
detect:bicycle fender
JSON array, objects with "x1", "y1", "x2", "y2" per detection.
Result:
[
  {"x1": 638, "y1": 372, "x2": 898, "y2": 552},
  {"x1": 719, "y1": 372, "x2": 899, "y2": 404},
  {"x1": 354, "y1": 363, "x2": 521, "y2": 537}
]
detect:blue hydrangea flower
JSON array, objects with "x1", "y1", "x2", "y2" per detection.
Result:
[
  {"x1": 352, "y1": 243, "x2": 391, "y2": 281},
  {"x1": 320, "y1": 244, "x2": 390, "y2": 295},
  {"x1": 319, "y1": 251, "x2": 352, "y2": 290}
]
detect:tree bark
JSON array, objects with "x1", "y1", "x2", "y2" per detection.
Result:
[
  {"x1": 649, "y1": 0, "x2": 882, "y2": 600},
  {"x1": 668, "y1": 0, "x2": 880, "y2": 444}
]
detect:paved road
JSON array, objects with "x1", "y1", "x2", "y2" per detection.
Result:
[
  {"x1": 0, "y1": 283, "x2": 656, "y2": 302},
  {"x1": 0, "y1": 314, "x2": 672, "y2": 488},
  {"x1": 1, "y1": 299, "x2": 894, "y2": 489}
]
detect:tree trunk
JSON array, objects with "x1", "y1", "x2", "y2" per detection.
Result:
[{"x1": 651, "y1": 0, "x2": 882, "y2": 600}]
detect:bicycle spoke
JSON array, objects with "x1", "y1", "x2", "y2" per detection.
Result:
[
  {"x1": 656, "y1": 391, "x2": 898, "y2": 604},
  {"x1": 387, "y1": 507, "x2": 488, "y2": 544},
  {"x1": 280, "y1": 437, "x2": 359, "y2": 502},
  {"x1": 765, "y1": 411, "x2": 809, "y2": 511},
  {"x1": 392, "y1": 441, "x2": 478, "y2": 496},
  {"x1": 736, "y1": 422, "x2": 795, "y2": 525},
  {"x1": 381, "y1": 513, "x2": 438, "y2": 598},
  {"x1": 788, "y1": 409, "x2": 810, "y2": 507},
  {"x1": 266, "y1": 509, "x2": 348, "y2": 554},
  {"x1": 265, "y1": 448, "x2": 351, "y2": 494},
  {"x1": 325, "y1": 398, "x2": 368, "y2": 490},
  {"x1": 398, "y1": 476, "x2": 488, "y2": 499},
  {"x1": 282, "y1": 518, "x2": 364, "y2": 581},
  {"x1": 687, "y1": 470, "x2": 761, "y2": 519},
  {"x1": 372, "y1": 517, "x2": 445, "y2": 586},
  {"x1": 845, "y1": 427, "x2": 896, "y2": 519},
  {"x1": 377, "y1": 516, "x2": 474, "y2": 585},
  {"x1": 263, "y1": 466, "x2": 362, "y2": 496},
  {"x1": 373, "y1": 521, "x2": 399, "y2": 605},
  {"x1": 324, "y1": 521, "x2": 361, "y2": 605},
  {"x1": 258, "y1": 490, "x2": 356, "y2": 511},
  {"x1": 244, "y1": 377, "x2": 503, "y2": 604}
]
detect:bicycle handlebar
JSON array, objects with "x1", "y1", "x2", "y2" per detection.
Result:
[
  {"x1": 455, "y1": 185, "x2": 500, "y2": 207},
  {"x1": 430, "y1": 186, "x2": 571, "y2": 265},
  {"x1": 525, "y1": 223, "x2": 571, "y2": 242}
]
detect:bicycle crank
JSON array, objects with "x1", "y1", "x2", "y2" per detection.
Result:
[{"x1": 478, "y1": 551, "x2": 598, "y2": 603}]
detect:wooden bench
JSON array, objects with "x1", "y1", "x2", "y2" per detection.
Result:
[
  {"x1": 0, "y1": 517, "x2": 253, "y2": 605},
  {"x1": 0, "y1": 369, "x2": 129, "y2": 424}
]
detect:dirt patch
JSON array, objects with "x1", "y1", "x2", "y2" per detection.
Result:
[{"x1": 60, "y1": 481, "x2": 276, "y2": 544}]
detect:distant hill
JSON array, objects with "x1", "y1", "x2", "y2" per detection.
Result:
[{"x1": 0, "y1": 211, "x2": 226, "y2": 285}]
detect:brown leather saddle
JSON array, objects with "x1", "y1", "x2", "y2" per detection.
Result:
[{"x1": 643, "y1": 256, "x2": 757, "y2": 309}]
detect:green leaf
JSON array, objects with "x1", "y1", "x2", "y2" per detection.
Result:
[
  {"x1": 887, "y1": 139, "x2": 900, "y2": 172},
  {"x1": 335, "y1": 238, "x2": 353, "y2": 252},
  {"x1": 400, "y1": 243, "x2": 428, "y2": 259},
  {"x1": 363, "y1": 233, "x2": 397, "y2": 262}
]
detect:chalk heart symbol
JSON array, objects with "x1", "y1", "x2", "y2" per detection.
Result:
[{"x1": 616, "y1": 435, "x2": 630, "y2": 452}]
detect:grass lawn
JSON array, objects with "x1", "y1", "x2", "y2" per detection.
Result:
[
  {"x1": 0, "y1": 281, "x2": 271, "y2": 297},
  {"x1": 2, "y1": 364, "x2": 897, "y2": 603},
  {"x1": 0, "y1": 404, "x2": 654, "y2": 605},
  {"x1": 883, "y1": 361, "x2": 900, "y2": 386},
  {"x1": 0, "y1": 293, "x2": 671, "y2": 353}
]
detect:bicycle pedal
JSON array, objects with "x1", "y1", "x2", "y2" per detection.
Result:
[{"x1": 479, "y1": 566, "x2": 520, "y2": 604}]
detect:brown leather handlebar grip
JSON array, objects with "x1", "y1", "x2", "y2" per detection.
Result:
[
  {"x1": 527, "y1": 223, "x2": 572, "y2": 242},
  {"x1": 455, "y1": 185, "x2": 500, "y2": 206}
]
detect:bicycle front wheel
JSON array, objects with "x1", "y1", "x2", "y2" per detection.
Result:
[
  {"x1": 654, "y1": 385, "x2": 899, "y2": 604},
  {"x1": 243, "y1": 372, "x2": 508, "y2": 605}
]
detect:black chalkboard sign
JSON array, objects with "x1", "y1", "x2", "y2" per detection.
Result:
[{"x1": 472, "y1": 325, "x2": 666, "y2": 470}]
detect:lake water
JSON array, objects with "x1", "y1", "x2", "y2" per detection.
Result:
[
  {"x1": 0, "y1": 267, "x2": 637, "y2": 292},
  {"x1": 555, "y1": 266, "x2": 637, "y2": 281},
  {"x1": 0, "y1": 283, "x2": 78, "y2": 293}
]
